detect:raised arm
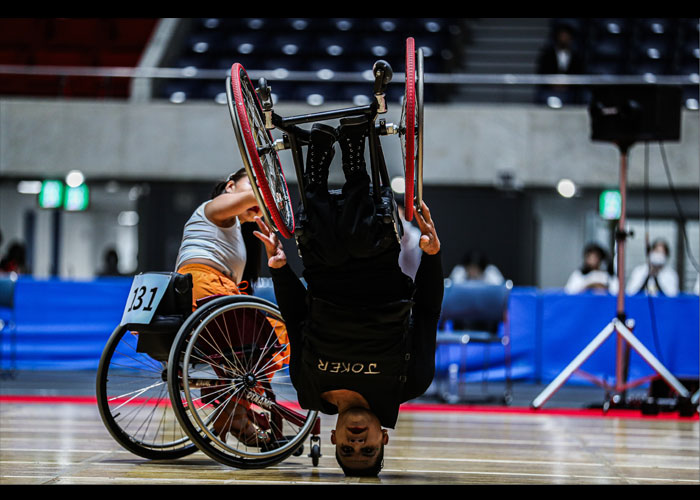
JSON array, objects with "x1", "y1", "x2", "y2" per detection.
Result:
[
  {"x1": 403, "y1": 201, "x2": 444, "y2": 401},
  {"x1": 205, "y1": 175, "x2": 260, "y2": 227},
  {"x1": 253, "y1": 216, "x2": 307, "y2": 341}
]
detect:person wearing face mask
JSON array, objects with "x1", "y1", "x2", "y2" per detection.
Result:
[{"x1": 626, "y1": 238, "x2": 680, "y2": 297}]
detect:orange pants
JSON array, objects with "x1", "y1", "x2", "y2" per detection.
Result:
[
  {"x1": 176, "y1": 263, "x2": 290, "y2": 409},
  {"x1": 176, "y1": 263, "x2": 244, "y2": 311}
]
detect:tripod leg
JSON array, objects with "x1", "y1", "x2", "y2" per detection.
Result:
[
  {"x1": 531, "y1": 322, "x2": 617, "y2": 409},
  {"x1": 613, "y1": 319, "x2": 690, "y2": 398}
]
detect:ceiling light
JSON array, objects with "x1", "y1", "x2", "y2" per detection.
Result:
[
  {"x1": 306, "y1": 94, "x2": 324, "y2": 106},
  {"x1": 557, "y1": 179, "x2": 576, "y2": 198},
  {"x1": 17, "y1": 180, "x2": 42, "y2": 194},
  {"x1": 66, "y1": 170, "x2": 84, "y2": 188},
  {"x1": 118, "y1": 211, "x2": 139, "y2": 227},
  {"x1": 391, "y1": 176, "x2": 405, "y2": 194}
]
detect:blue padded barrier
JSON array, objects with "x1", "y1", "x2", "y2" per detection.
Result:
[
  {"x1": 8, "y1": 277, "x2": 131, "y2": 370},
  {"x1": 539, "y1": 291, "x2": 699, "y2": 385},
  {"x1": 1, "y1": 278, "x2": 697, "y2": 389}
]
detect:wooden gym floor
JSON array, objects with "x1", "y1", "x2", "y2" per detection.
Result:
[{"x1": 1, "y1": 372, "x2": 698, "y2": 485}]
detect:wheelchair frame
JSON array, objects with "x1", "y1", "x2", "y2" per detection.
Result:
[
  {"x1": 226, "y1": 37, "x2": 424, "y2": 240},
  {"x1": 96, "y1": 274, "x2": 321, "y2": 469}
]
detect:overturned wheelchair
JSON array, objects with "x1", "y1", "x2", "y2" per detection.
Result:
[
  {"x1": 226, "y1": 37, "x2": 424, "y2": 241},
  {"x1": 96, "y1": 271, "x2": 321, "y2": 469}
]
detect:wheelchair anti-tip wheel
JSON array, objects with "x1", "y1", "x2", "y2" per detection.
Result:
[
  {"x1": 96, "y1": 324, "x2": 197, "y2": 460},
  {"x1": 227, "y1": 63, "x2": 296, "y2": 239},
  {"x1": 399, "y1": 37, "x2": 424, "y2": 222},
  {"x1": 167, "y1": 295, "x2": 319, "y2": 469}
]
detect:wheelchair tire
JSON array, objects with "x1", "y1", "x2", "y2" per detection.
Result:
[
  {"x1": 415, "y1": 46, "x2": 425, "y2": 216},
  {"x1": 167, "y1": 295, "x2": 319, "y2": 469},
  {"x1": 401, "y1": 37, "x2": 416, "y2": 222},
  {"x1": 96, "y1": 324, "x2": 197, "y2": 460},
  {"x1": 226, "y1": 63, "x2": 296, "y2": 239},
  {"x1": 310, "y1": 443, "x2": 321, "y2": 467}
]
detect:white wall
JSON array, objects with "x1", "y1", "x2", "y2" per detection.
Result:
[{"x1": 1, "y1": 98, "x2": 698, "y2": 188}]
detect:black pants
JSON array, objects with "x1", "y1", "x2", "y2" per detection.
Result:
[{"x1": 296, "y1": 172, "x2": 413, "y2": 306}]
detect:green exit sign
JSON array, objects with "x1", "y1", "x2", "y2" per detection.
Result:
[
  {"x1": 38, "y1": 180, "x2": 90, "y2": 211},
  {"x1": 64, "y1": 184, "x2": 90, "y2": 211},
  {"x1": 38, "y1": 180, "x2": 64, "y2": 209},
  {"x1": 599, "y1": 190, "x2": 621, "y2": 220}
]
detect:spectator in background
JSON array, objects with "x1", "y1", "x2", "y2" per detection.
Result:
[
  {"x1": 0, "y1": 241, "x2": 29, "y2": 274},
  {"x1": 564, "y1": 242, "x2": 617, "y2": 294},
  {"x1": 449, "y1": 250, "x2": 504, "y2": 285},
  {"x1": 536, "y1": 23, "x2": 585, "y2": 104},
  {"x1": 98, "y1": 247, "x2": 124, "y2": 277},
  {"x1": 626, "y1": 238, "x2": 680, "y2": 297}
]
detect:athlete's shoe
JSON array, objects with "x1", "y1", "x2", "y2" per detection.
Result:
[
  {"x1": 337, "y1": 116, "x2": 368, "y2": 179},
  {"x1": 305, "y1": 123, "x2": 337, "y2": 189}
]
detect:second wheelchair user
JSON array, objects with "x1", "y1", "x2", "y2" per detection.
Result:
[
  {"x1": 174, "y1": 168, "x2": 274, "y2": 446},
  {"x1": 254, "y1": 117, "x2": 444, "y2": 477}
]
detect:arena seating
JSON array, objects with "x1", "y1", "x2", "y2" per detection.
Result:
[
  {"x1": 544, "y1": 18, "x2": 699, "y2": 106},
  {"x1": 160, "y1": 17, "x2": 463, "y2": 105},
  {"x1": 0, "y1": 18, "x2": 157, "y2": 98},
  {"x1": 0, "y1": 18, "x2": 696, "y2": 106}
]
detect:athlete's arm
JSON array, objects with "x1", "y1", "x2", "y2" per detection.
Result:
[
  {"x1": 205, "y1": 178, "x2": 259, "y2": 227},
  {"x1": 253, "y1": 216, "x2": 306, "y2": 344},
  {"x1": 403, "y1": 201, "x2": 444, "y2": 401}
]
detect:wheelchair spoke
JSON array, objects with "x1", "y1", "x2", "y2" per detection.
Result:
[
  {"x1": 130, "y1": 384, "x2": 171, "y2": 445},
  {"x1": 108, "y1": 380, "x2": 167, "y2": 410},
  {"x1": 97, "y1": 324, "x2": 194, "y2": 458},
  {"x1": 112, "y1": 346, "x2": 164, "y2": 373}
]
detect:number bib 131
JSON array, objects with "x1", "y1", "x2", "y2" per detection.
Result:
[{"x1": 120, "y1": 273, "x2": 173, "y2": 326}]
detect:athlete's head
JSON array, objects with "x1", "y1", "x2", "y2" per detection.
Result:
[
  {"x1": 211, "y1": 169, "x2": 259, "y2": 223},
  {"x1": 331, "y1": 407, "x2": 388, "y2": 477}
]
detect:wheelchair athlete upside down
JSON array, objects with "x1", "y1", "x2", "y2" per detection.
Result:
[{"x1": 253, "y1": 115, "x2": 443, "y2": 477}]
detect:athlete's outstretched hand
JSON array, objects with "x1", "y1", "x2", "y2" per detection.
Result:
[
  {"x1": 414, "y1": 201, "x2": 440, "y2": 256},
  {"x1": 253, "y1": 216, "x2": 287, "y2": 269}
]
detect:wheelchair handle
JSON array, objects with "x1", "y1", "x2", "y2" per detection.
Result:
[
  {"x1": 372, "y1": 60, "x2": 393, "y2": 95},
  {"x1": 372, "y1": 60, "x2": 392, "y2": 114}
]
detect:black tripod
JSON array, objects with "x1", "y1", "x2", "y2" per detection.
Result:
[{"x1": 531, "y1": 141, "x2": 691, "y2": 410}]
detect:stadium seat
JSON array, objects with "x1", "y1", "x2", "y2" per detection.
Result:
[
  {"x1": 107, "y1": 18, "x2": 156, "y2": 49},
  {"x1": 46, "y1": 18, "x2": 106, "y2": 48}
]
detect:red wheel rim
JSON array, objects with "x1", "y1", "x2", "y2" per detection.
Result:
[
  {"x1": 403, "y1": 38, "x2": 416, "y2": 222},
  {"x1": 229, "y1": 63, "x2": 295, "y2": 239}
]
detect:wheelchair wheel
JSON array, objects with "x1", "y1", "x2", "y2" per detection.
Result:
[
  {"x1": 415, "y1": 47, "x2": 425, "y2": 216},
  {"x1": 400, "y1": 37, "x2": 416, "y2": 221},
  {"x1": 96, "y1": 324, "x2": 197, "y2": 460},
  {"x1": 167, "y1": 295, "x2": 319, "y2": 469},
  {"x1": 226, "y1": 63, "x2": 295, "y2": 239}
]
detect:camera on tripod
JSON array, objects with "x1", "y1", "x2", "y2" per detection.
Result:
[
  {"x1": 589, "y1": 84, "x2": 682, "y2": 151},
  {"x1": 531, "y1": 84, "x2": 695, "y2": 415}
]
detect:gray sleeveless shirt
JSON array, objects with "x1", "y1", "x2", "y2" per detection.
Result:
[{"x1": 175, "y1": 201, "x2": 247, "y2": 282}]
